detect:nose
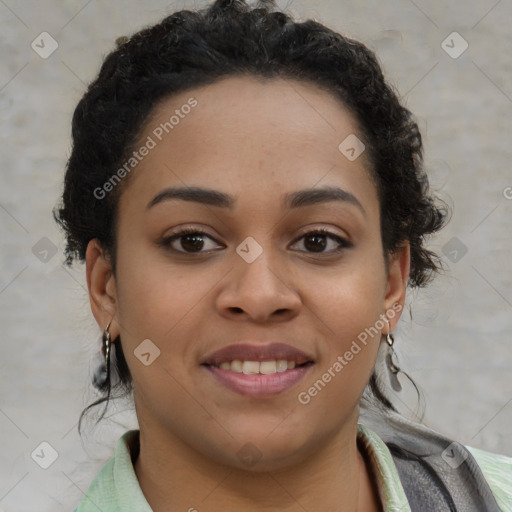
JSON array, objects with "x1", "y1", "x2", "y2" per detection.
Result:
[{"x1": 215, "y1": 247, "x2": 301, "y2": 324}]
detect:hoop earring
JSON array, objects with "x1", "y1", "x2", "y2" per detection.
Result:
[{"x1": 384, "y1": 319, "x2": 402, "y2": 392}]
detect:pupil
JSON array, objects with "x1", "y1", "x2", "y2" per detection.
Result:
[
  {"x1": 182, "y1": 234, "x2": 204, "y2": 252},
  {"x1": 305, "y1": 234, "x2": 326, "y2": 252}
]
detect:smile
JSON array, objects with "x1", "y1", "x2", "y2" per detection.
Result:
[
  {"x1": 201, "y1": 342, "x2": 315, "y2": 397},
  {"x1": 213, "y1": 359, "x2": 298, "y2": 374}
]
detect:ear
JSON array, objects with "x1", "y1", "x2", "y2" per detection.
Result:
[
  {"x1": 383, "y1": 242, "x2": 410, "y2": 331},
  {"x1": 86, "y1": 239, "x2": 119, "y2": 340}
]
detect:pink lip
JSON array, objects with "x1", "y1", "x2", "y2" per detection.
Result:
[
  {"x1": 201, "y1": 342, "x2": 314, "y2": 366},
  {"x1": 204, "y1": 365, "x2": 313, "y2": 398},
  {"x1": 201, "y1": 342, "x2": 315, "y2": 398}
]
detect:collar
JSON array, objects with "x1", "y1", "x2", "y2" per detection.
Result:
[{"x1": 76, "y1": 425, "x2": 410, "y2": 511}]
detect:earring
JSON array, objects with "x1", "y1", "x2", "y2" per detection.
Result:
[
  {"x1": 92, "y1": 321, "x2": 112, "y2": 390},
  {"x1": 103, "y1": 321, "x2": 112, "y2": 377},
  {"x1": 384, "y1": 320, "x2": 402, "y2": 392}
]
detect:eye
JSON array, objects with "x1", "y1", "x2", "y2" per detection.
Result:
[
  {"x1": 159, "y1": 227, "x2": 350, "y2": 255},
  {"x1": 160, "y1": 228, "x2": 224, "y2": 253},
  {"x1": 290, "y1": 229, "x2": 351, "y2": 254}
]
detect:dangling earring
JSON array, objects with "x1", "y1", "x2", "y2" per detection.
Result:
[
  {"x1": 103, "y1": 321, "x2": 112, "y2": 378},
  {"x1": 93, "y1": 321, "x2": 112, "y2": 390},
  {"x1": 384, "y1": 320, "x2": 402, "y2": 392}
]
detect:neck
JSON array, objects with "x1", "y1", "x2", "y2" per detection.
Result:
[{"x1": 133, "y1": 412, "x2": 378, "y2": 512}]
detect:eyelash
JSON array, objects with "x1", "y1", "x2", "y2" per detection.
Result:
[{"x1": 159, "y1": 227, "x2": 351, "y2": 255}]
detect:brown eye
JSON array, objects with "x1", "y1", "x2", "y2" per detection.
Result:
[
  {"x1": 161, "y1": 229, "x2": 223, "y2": 253},
  {"x1": 291, "y1": 229, "x2": 350, "y2": 254},
  {"x1": 303, "y1": 233, "x2": 328, "y2": 252},
  {"x1": 180, "y1": 233, "x2": 206, "y2": 252}
]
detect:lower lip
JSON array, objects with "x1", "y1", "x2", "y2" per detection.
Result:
[{"x1": 204, "y1": 365, "x2": 313, "y2": 398}]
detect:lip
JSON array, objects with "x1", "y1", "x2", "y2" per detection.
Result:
[
  {"x1": 201, "y1": 342, "x2": 315, "y2": 398},
  {"x1": 204, "y1": 364, "x2": 313, "y2": 398},
  {"x1": 201, "y1": 342, "x2": 314, "y2": 366}
]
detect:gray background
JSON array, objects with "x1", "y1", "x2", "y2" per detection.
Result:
[{"x1": 1, "y1": 1, "x2": 511, "y2": 511}]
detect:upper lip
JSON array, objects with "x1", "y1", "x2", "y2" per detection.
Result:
[{"x1": 201, "y1": 342, "x2": 315, "y2": 366}]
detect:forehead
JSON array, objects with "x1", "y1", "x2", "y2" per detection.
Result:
[{"x1": 119, "y1": 75, "x2": 378, "y2": 216}]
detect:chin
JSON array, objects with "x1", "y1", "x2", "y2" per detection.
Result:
[{"x1": 208, "y1": 420, "x2": 321, "y2": 472}]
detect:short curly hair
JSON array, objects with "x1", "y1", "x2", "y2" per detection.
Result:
[{"x1": 54, "y1": 0, "x2": 448, "y2": 428}]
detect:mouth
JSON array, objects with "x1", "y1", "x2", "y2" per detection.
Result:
[
  {"x1": 206, "y1": 359, "x2": 312, "y2": 374},
  {"x1": 201, "y1": 343, "x2": 315, "y2": 397}
]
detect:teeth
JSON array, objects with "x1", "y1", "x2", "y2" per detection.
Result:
[
  {"x1": 216, "y1": 359, "x2": 300, "y2": 374},
  {"x1": 231, "y1": 360, "x2": 243, "y2": 373},
  {"x1": 277, "y1": 360, "x2": 288, "y2": 372},
  {"x1": 242, "y1": 361, "x2": 260, "y2": 375},
  {"x1": 260, "y1": 361, "x2": 277, "y2": 374}
]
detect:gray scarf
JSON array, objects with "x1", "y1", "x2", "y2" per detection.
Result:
[{"x1": 361, "y1": 406, "x2": 500, "y2": 511}]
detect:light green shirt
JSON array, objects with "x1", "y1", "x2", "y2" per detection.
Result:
[{"x1": 74, "y1": 425, "x2": 512, "y2": 511}]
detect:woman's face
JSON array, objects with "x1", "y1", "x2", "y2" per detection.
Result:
[{"x1": 87, "y1": 75, "x2": 409, "y2": 470}]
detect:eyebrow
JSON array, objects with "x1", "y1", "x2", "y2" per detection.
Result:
[
  {"x1": 284, "y1": 186, "x2": 366, "y2": 216},
  {"x1": 147, "y1": 186, "x2": 233, "y2": 210},
  {"x1": 147, "y1": 185, "x2": 366, "y2": 216}
]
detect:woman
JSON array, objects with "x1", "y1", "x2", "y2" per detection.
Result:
[{"x1": 54, "y1": 0, "x2": 512, "y2": 510}]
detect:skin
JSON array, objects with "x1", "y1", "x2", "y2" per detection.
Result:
[{"x1": 86, "y1": 75, "x2": 410, "y2": 512}]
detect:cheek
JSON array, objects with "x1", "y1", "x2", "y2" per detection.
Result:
[
  {"x1": 113, "y1": 245, "x2": 221, "y2": 390},
  {"x1": 327, "y1": 279, "x2": 385, "y2": 346},
  {"x1": 115, "y1": 245, "x2": 210, "y2": 336},
  {"x1": 296, "y1": 251, "x2": 387, "y2": 403},
  {"x1": 310, "y1": 248, "x2": 387, "y2": 340}
]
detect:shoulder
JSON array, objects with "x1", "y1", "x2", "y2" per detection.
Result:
[
  {"x1": 360, "y1": 408, "x2": 512, "y2": 511},
  {"x1": 74, "y1": 430, "x2": 150, "y2": 512},
  {"x1": 466, "y1": 444, "x2": 512, "y2": 512},
  {"x1": 74, "y1": 454, "x2": 116, "y2": 512}
]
